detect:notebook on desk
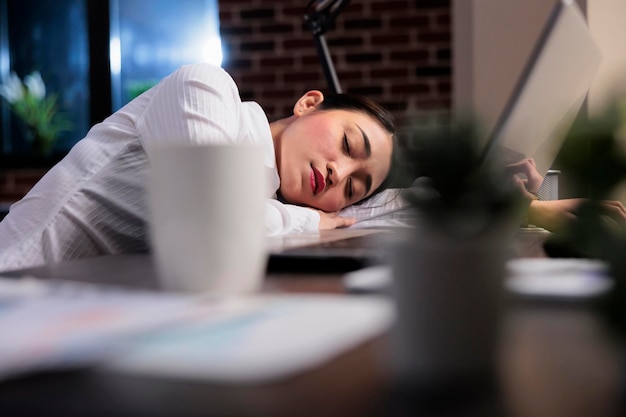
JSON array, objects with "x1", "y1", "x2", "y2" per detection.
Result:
[{"x1": 269, "y1": 0, "x2": 602, "y2": 272}]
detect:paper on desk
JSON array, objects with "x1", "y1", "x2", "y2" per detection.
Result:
[
  {"x1": 0, "y1": 277, "x2": 394, "y2": 384},
  {"x1": 102, "y1": 294, "x2": 394, "y2": 384},
  {"x1": 0, "y1": 277, "x2": 205, "y2": 380}
]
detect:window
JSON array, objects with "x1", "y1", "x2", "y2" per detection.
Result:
[
  {"x1": 110, "y1": 0, "x2": 222, "y2": 110},
  {"x1": 0, "y1": 0, "x2": 221, "y2": 165},
  {"x1": 0, "y1": 0, "x2": 89, "y2": 160}
]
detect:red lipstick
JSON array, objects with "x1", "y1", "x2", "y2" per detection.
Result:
[{"x1": 310, "y1": 166, "x2": 326, "y2": 195}]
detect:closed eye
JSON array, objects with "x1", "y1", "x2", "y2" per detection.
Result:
[
  {"x1": 343, "y1": 133, "x2": 351, "y2": 156},
  {"x1": 346, "y1": 177, "x2": 353, "y2": 200}
]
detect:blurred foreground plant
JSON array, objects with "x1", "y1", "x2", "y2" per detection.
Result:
[
  {"x1": 0, "y1": 71, "x2": 72, "y2": 156},
  {"x1": 545, "y1": 100, "x2": 626, "y2": 332},
  {"x1": 397, "y1": 116, "x2": 526, "y2": 238},
  {"x1": 545, "y1": 101, "x2": 626, "y2": 258}
]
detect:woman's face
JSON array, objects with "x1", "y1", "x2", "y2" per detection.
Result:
[{"x1": 274, "y1": 92, "x2": 393, "y2": 212}]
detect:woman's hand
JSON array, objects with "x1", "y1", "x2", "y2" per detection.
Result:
[
  {"x1": 506, "y1": 158, "x2": 544, "y2": 201},
  {"x1": 528, "y1": 198, "x2": 626, "y2": 232},
  {"x1": 317, "y1": 210, "x2": 356, "y2": 230}
]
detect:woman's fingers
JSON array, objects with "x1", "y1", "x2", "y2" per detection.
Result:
[
  {"x1": 506, "y1": 158, "x2": 544, "y2": 194},
  {"x1": 601, "y1": 200, "x2": 626, "y2": 220},
  {"x1": 317, "y1": 210, "x2": 356, "y2": 230}
]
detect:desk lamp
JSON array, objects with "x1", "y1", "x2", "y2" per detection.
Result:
[{"x1": 304, "y1": 0, "x2": 351, "y2": 94}]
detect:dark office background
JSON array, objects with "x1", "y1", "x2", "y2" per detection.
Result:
[{"x1": 0, "y1": 0, "x2": 450, "y2": 203}]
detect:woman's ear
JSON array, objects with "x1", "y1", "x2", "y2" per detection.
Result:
[{"x1": 293, "y1": 90, "x2": 324, "y2": 116}]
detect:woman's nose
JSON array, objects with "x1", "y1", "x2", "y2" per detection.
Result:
[
  {"x1": 326, "y1": 165, "x2": 336, "y2": 187},
  {"x1": 326, "y1": 160, "x2": 352, "y2": 187}
]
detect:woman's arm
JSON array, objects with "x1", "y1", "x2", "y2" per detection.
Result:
[
  {"x1": 528, "y1": 198, "x2": 626, "y2": 232},
  {"x1": 527, "y1": 199, "x2": 581, "y2": 231},
  {"x1": 264, "y1": 200, "x2": 357, "y2": 236},
  {"x1": 506, "y1": 158, "x2": 626, "y2": 232},
  {"x1": 136, "y1": 63, "x2": 244, "y2": 149}
]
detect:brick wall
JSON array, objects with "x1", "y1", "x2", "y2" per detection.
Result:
[
  {"x1": 218, "y1": 0, "x2": 451, "y2": 125},
  {"x1": 0, "y1": 169, "x2": 47, "y2": 204}
]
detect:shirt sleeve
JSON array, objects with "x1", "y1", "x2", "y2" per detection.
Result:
[
  {"x1": 134, "y1": 63, "x2": 321, "y2": 237},
  {"x1": 265, "y1": 200, "x2": 320, "y2": 236},
  {"x1": 135, "y1": 63, "x2": 244, "y2": 150}
]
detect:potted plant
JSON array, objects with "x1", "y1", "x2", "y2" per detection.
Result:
[
  {"x1": 389, "y1": 115, "x2": 526, "y2": 385},
  {"x1": 0, "y1": 71, "x2": 72, "y2": 157},
  {"x1": 397, "y1": 117, "x2": 525, "y2": 237}
]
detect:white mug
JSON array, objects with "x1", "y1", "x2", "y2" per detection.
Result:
[{"x1": 148, "y1": 144, "x2": 267, "y2": 294}]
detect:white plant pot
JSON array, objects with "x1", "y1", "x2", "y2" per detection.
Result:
[{"x1": 389, "y1": 225, "x2": 513, "y2": 384}]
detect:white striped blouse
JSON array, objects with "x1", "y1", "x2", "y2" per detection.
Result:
[{"x1": 0, "y1": 63, "x2": 319, "y2": 272}]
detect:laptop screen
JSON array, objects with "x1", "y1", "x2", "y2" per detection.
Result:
[{"x1": 481, "y1": 0, "x2": 602, "y2": 177}]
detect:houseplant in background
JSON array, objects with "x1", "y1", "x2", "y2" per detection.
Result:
[
  {"x1": 389, "y1": 116, "x2": 526, "y2": 389},
  {"x1": 0, "y1": 71, "x2": 72, "y2": 157}
]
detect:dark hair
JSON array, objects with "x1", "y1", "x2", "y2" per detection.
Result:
[
  {"x1": 316, "y1": 93, "x2": 399, "y2": 202},
  {"x1": 317, "y1": 93, "x2": 396, "y2": 135}
]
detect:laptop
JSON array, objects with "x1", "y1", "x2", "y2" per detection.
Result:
[
  {"x1": 481, "y1": 0, "x2": 603, "y2": 177},
  {"x1": 268, "y1": 0, "x2": 602, "y2": 272},
  {"x1": 266, "y1": 227, "x2": 408, "y2": 272}
]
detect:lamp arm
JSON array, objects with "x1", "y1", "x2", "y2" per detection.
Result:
[{"x1": 303, "y1": 0, "x2": 351, "y2": 94}]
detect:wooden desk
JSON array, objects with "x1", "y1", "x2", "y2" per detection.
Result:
[{"x1": 0, "y1": 229, "x2": 624, "y2": 417}]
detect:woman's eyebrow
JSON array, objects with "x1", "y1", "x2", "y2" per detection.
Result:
[{"x1": 357, "y1": 125, "x2": 371, "y2": 157}]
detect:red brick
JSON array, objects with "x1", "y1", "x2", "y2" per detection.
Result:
[
  {"x1": 415, "y1": 0, "x2": 450, "y2": 9},
  {"x1": 372, "y1": 34, "x2": 410, "y2": 45},
  {"x1": 390, "y1": 50, "x2": 430, "y2": 62},
  {"x1": 436, "y1": 12, "x2": 451, "y2": 26},
  {"x1": 371, "y1": 67, "x2": 410, "y2": 77},
  {"x1": 241, "y1": 73, "x2": 276, "y2": 84},
  {"x1": 389, "y1": 16, "x2": 430, "y2": 28},
  {"x1": 327, "y1": 37, "x2": 364, "y2": 48},
  {"x1": 260, "y1": 89, "x2": 300, "y2": 100},
  {"x1": 218, "y1": 10, "x2": 232, "y2": 20},
  {"x1": 260, "y1": 24, "x2": 295, "y2": 34},
  {"x1": 240, "y1": 41, "x2": 275, "y2": 52},
  {"x1": 240, "y1": 8, "x2": 274, "y2": 20},
  {"x1": 346, "y1": 86, "x2": 384, "y2": 96},
  {"x1": 391, "y1": 83, "x2": 431, "y2": 94},
  {"x1": 344, "y1": 18, "x2": 383, "y2": 30},
  {"x1": 415, "y1": 98, "x2": 451, "y2": 110},
  {"x1": 415, "y1": 65, "x2": 451, "y2": 77},
  {"x1": 284, "y1": 6, "x2": 313, "y2": 18},
  {"x1": 345, "y1": 52, "x2": 383, "y2": 64},
  {"x1": 338, "y1": 70, "x2": 366, "y2": 81},
  {"x1": 221, "y1": 26, "x2": 254, "y2": 36},
  {"x1": 302, "y1": 55, "x2": 324, "y2": 66},
  {"x1": 260, "y1": 57, "x2": 295, "y2": 67},
  {"x1": 371, "y1": 1, "x2": 413, "y2": 12},
  {"x1": 417, "y1": 31, "x2": 451, "y2": 43},
  {"x1": 340, "y1": 3, "x2": 366, "y2": 15},
  {"x1": 284, "y1": 72, "x2": 323, "y2": 82},
  {"x1": 436, "y1": 81, "x2": 452, "y2": 93},
  {"x1": 283, "y1": 39, "x2": 314, "y2": 50}
]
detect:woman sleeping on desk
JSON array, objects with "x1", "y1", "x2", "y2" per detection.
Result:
[{"x1": 0, "y1": 63, "x2": 623, "y2": 272}]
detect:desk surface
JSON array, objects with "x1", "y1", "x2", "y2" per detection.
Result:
[{"x1": 1, "y1": 228, "x2": 624, "y2": 417}]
